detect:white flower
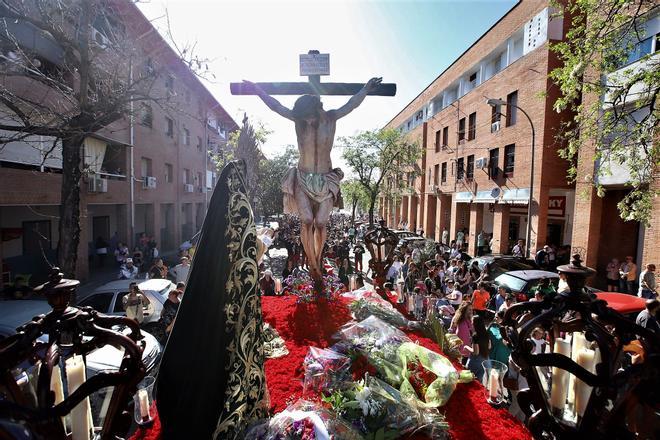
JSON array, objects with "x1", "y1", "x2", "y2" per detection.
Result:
[{"x1": 355, "y1": 387, "x2": 372, "y2": 416}]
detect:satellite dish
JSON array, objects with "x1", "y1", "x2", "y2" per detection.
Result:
[{"x1": 490, "y1": 187, "x2": 501, "y2": 199}]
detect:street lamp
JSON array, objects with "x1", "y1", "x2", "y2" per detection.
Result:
[{"x1": 486, "y1": 98, "x2": 536, "y2": 258}]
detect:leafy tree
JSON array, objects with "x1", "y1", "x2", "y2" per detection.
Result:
[
  {"x1": 341, "y1": 179, "x2": 369, "y2": 222},
  {"x1": 340, "y1": 128, "x2": 421, "y2": 225},
  {"x1": 257, "y1": 145, "x2": 298, "y2": 217},
  {"x1": 0, "y1": 0, "x2": 208, "y2": 276},
  {"x1": 550, "y1": 0, "x2": 659, "y2": 225}
]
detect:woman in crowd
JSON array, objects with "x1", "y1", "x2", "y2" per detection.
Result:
[
  {"x1": 488, "y1": 310, "x2": 511, "y2": 365},
  {"x1": 405, "y1": 263, "x2": 420, "y2": 293},
  {"x1": 122, "y1": 282, "x2": 151, "y2": 324},
  {"x1": 282, "y1": 258, "x2": 296, "y2": 279},
  {"x1": 606, "y1": 258, "x2": 620, "y2": 292},
  {"x1": 449, "y1": 301, "x2": 474, "y2": 361},
  {"x1": 151, "y1": 288, "x2": 181, "y2": 345},
  {"x1": 338, "y1": 258, "x2": 352, "y2": 288},
  {"x1": 148, "y1": 258, "x2": 168, "y2": 279},
  {"x1": 466, "y1": 314, "x2": 490, "y2": 381},
  {"x1": 259, "y1": 270, "x2": 276, "y2": 296},
  {"x1": 387, "y1": 255, "x2": 403, "y2": 284}
]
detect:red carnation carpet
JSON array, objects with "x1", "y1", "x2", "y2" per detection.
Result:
[{"x1": 132, "y1": 295, "x2": 531, "y2": 440}]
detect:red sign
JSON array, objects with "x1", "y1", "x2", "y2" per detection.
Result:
[{"x1": 548, "y1": 196, "x2": 566, "y2": 217}]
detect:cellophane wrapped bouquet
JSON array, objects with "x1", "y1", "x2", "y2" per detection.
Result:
[
  {"x1": 343, "y1": 291, "x2": 412, "y2": 329},
  {"x1": 283, "y1": 273, "x2": 346, "y2": 303},
  {"x1": 303, "y1": 347, "x2": 352, "y2": 395}
]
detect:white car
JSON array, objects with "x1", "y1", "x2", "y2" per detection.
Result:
[
  {"x1": 0, "y1": 300, "x2": 161, "y2": 375},
  {"x1": 78, "y1": 278, "x2": 176, "y2": 324}
]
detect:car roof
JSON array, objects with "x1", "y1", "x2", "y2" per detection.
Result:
[
  {"x1": 594, "y1": 292, "x2": 646, "y2": 315},
  {"x1": 0, "y1": 300, "x2": 52, "y2": 330},
  {"x1": 93, "y1": 278, "x2": 172, "y2": 293},
  {"x1": 498, "y1": 270, "x2": 559, "y2": 281}
]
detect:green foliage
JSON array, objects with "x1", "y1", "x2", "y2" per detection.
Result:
[
  {"x1": 258, "y1": 145, "x2": 299, "y2": 217},
  {"x1": 341, "y1": 179, "x2": 369, "y2": 220},
  {"x1": 549, "y1": 0, "x2": 659, "y2": 225},
  {"x1": 339, "y1": 128, "x2": 421, "y2": 224}
]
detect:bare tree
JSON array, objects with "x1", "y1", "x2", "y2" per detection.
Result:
[{"x1": 0, "y1": 0, "x2": 209, "y2": 276}]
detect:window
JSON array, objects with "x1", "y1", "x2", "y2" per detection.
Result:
[
  {"x1": 458, "y1": 118, "x2": 466, "y2": 142},
  {"x1": 434, "y1": 164, "x2": 440, "y2": 185},
  {"x1": 183, "y1": 127, "x2": 190, "y2": 146},
  {"x1": 79, "y1": 293, "x2": 113, "y2": 313},
  {"x1": 457, "y1": 158, "x2": 465, "y2": 180},
  {"x1": 442, "y1": 126, "x2": 449, "y2": 148},
  {"x1": 441, "y1": 162, "x2": 447, "y2": 183},
  {"x1": 143, "y1": 58, "x2": 155, "y2": 77},
  {"x1": 489, "y1": 148, "x2": 499, "y2": 179},
  {"x1": 197, "y1": 172, "x2": 203, "y2": 188},
  {"x1": 165, "y1": 117, "x2": 174, "y2": 138},
  {"x1": 165, "y1": 163, "x2": 173, "y2": 183},
  {"x1": 183, "y1": 168, "x2": 191, "y2": 184},
  {"x1": 415, "y1": 110, "x2": 423, "y2": 121},
  {"x1": 114, "y1": 293, "x2": 128, "y2": 313},
  {"x1": 491, "y1": 103, "x2": 502, "y2": 124},
  {"x1": 504, "y1": 144, "x2": 515, "y2": 175},
  {"x1": 197, "y1": 136, "x2": 203, "y2": 151},
  {"x1": 140, "y1": 157, "x2": 152, "y2": 177},
  {"x1": 614, "y1": 35, "x2": 655, "y2": 68},
  {"x1": 435, "y1": 130, "x2": 441, "y2": 152},
  {"x1": 506, "y1": 91, "x2": 518, "y2": 127},
  {"x1": 23, "y1": 220, "x2": 51, "y2": 256},
  {"x1": 165, "y1": 74, "x2": 175, "y2": 97},
  {"x1": 469, "y1": 72, "x2": 477, "y2": 86},
  {"x1": 468, "y1": 112, "x2": 476, "y2": 141},
  {"x1": 140, "y1": 103, "x2": 153, "y2": 127},
  {"x1": 466, "y1": 155, "x2": 474, "y2": 180}
]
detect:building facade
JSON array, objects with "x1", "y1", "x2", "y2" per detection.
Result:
[
  {"x1": 0, "y1": 1, "x2": 237, "y2": 285},
  {"x1": 381, "y1": 0, "x2": 574, "y2": 258}
]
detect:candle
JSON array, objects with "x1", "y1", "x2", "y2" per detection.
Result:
[
  {"x1": 574, "y1": 348, "x2": 596, "y2": 418},
  {"x1": 51, "y1": 365, "x2": 65, "y2": 406},
  {"x1": 550, "y1": 338, "x2": 571, "y2": 411},
  {"x1": 65, "y1": 355, "x2": 92, "y2": 440},
  {"x1": 395, "y1": 283, "x2": 402, "y2": 302},
  {"x1": 567, "y1": 332, "x2": 588, "y2": 408},
  {"x1": 488, "y1": 369, "x2": 499, "y2": 400},
  {"x1": 275, "y1": 277, "x2": 282, "y2": 294},
  {"x1": 138, "y1": 389, "x2": 150, "y2": 421}
]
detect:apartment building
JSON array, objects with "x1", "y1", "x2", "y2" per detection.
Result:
[
  {"x1": 0, "y1": 1, "x2": 237, "y2": 284},
  {"x1": 571, "y1": 9, "x2": 659, "y2": 285},
  {"x1": 381, "y1": 0, "x2": 574, "y2": 258}
]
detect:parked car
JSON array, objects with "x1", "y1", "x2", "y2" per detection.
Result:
[
  {"x1": 493, "y1": 270, "x2": 559, "y2": 301},
  {"x1": 588, "y1": 289, "x2": 647, "y2": 319},
  {"x1": 0, "y1": 300, "x2": 162, "y2": 375},
  {"x1": 393, "y1": 230, "x2": 419, "y2": 241},
  {"x1": 77, "y1": 278, "x2": 176, "y2": 324},
  {"x1": 468, "y1": 255, "x2": 537, "y2": 279}
]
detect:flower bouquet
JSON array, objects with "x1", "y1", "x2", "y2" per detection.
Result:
[
  {"x1": 283, "y1": 273, "x2": 346, "y2": 303},
  {"x1": 397, "y1": 342, "x2": 474, "y2": 408},
  {"x1": 302, "y1": 347, "x2": 352, "y2": 395},
  {"x1": 347, "y1": 298, "x2": 411, "y2": 328},
  {"x1": 244, "y1": 399, "x2": 362, "y2": 440}
]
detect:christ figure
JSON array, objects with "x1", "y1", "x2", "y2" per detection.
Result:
[{"x1": 244, "y1": 77, "x2": 382, "y2": 287}]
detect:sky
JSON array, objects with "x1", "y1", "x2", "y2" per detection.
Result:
[{"x1": 137, "y1": 0, "x2": 517, "y2": 163}]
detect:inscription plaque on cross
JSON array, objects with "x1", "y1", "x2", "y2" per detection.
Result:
[{"x1": 231, "y1": 51, "x2": 396, "y2": 292}]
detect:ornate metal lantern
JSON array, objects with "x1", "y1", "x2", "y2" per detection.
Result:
[
  {"x1": 502, "y1": 255, "x2": 660, "y2": 438},
  {"x1": 0, "y1": 268, "x2": 148, "y2": 439},
  {"x1": 364, "y1": 219, "x2": 399, "y2": 290}
]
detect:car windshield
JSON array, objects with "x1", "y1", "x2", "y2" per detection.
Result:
[{"x1": 494, "y1": 274, "x2": 527, "y2": 292}]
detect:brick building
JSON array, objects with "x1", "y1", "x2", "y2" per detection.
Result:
[
  {"x1": 571, "y1": 9, "x2": 659, "y2": 287},
  {"x1": 381, "y1": 0, "x2": 574, "y2": 258},
  {"x1": 0, "y1": 1, "x2": 237, "y2": 285}
]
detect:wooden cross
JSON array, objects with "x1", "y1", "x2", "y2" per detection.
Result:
[{"x1": 230, "y1": 50, "x2": 396, "y2": 97}]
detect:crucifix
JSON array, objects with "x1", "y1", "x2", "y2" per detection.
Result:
[{"x1": 231, "y1": 50, "x2": 396, "y2": 291}]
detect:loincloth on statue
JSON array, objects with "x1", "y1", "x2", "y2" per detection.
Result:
[{"x1": 282, "y1": 167, "x2": 344, "y2": 214}]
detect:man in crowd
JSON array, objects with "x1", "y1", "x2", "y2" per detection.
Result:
[
  {"x1": 494, "y1": 285, "x2": 509, "y2": 311},
  {"x1": 512, "y1": 239, "x2": 525, "y2": 258},
  {"x1": 353, "y1": 241, "x2": 365, "y2": 273},
  {"x1": 170, "y1": 256, "x2": 191, "y2": 284},
  {"x1": 636, "y1": 299, "x2": 659, "y2": 333},
  {"x1": 148, "y1": 258, "x2": 168, "y2": 279},
  {"x1": 638, "y1": 263, "x2": 656, "y2": 299},
  {"x1": 119, "y1": 258, "x2": 138, "y2": 280},
  {"x1": 535, "y1": 245, "x2": 550, "y2": 270},
  {"x1": 619, "y1": 256, "x2": 638, "y2": 294}
]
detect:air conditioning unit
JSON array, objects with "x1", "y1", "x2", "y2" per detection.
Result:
[
  {"x1": 491, "y1": 121, "x2": 501, "y2": 133},
  {"x1": 475, "y1": 157, "x2": 489, "y2": 169},
  {"x1": 91, "y1": 27, "x2": 110, "y2": 49},
  {"x1": 88, "y1": 177, "x2": 108, "y2": 193},
  {"x1": 143, "y1": 176, "x2": 157, "y2": 189},
  {"x1": 184, "y1": 183, "x2": 194, "y2": 193}
]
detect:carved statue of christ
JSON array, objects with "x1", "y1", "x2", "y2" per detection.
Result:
[{"x1": 244, "y1": 77, "x2": 382, "y2": 286}]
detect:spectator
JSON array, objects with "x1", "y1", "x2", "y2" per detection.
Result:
[
  {"x1": 338, "y1": 258, "x2": 352, "y2": 288},
  {"x1": 558, "y1": 272, "x2": 570, "y2": 294},
  {"x1": 477, "y1": 230, "x2": 486, "y2": 256},
  {"x1": 466, "y1": 315, "x2": 490, "y2": 381},
  {"x1": 387, "y1": 255, "x2": 403, "y2": 284},
  {"x1": 114, "y1": 242, "x2": 129, "y2": 266},
  {"x1": 619, "y1": 256, "x2": 638, "y2": 295},
  {"x1": 638, "y1": 264, "x2": 656, "y2": 299},
  {"x1": 405, "y1": 263, "x2": 420, "y2": 293},
  {"x1": 148, "y1": 258, "x2": 168, "y2": 279},
  {"x1": 170, "y1": 257, "x2": 191, "y2": 284},
  {"x1": 530, "y1": 328, "x2": 547, "y2": 354},
  {"x1": 606, "y1": 258, "x2": 620, "y2": 292},
  {"x1": 442, "y1": 228, "x2": 449, "y2": 246},
  {"x1": 498, "y1": 294, "x2": 515, "y2": 313},
  {"x1": 512, "y1": 239, "x2": 524, "y2": 258},
  {"x1": 282, "y1": 258, "x2": 297, "y2": 279},
  {"x1": 424, "y1": 269, "x2": 437, "y2": 295},
  {"x1": 355, "y1": 275, "x2": 365, "y2": 290},
  {"x1": 153, "y1": 288, "x2": 180, "y2": 344},
  {"x1": 119, "y1": 258, "x2": 138, "y2": 280},
  {"x1": 635, "y1": 299, "x2": 659, "y2": 333},
  {"x1": 122, "y1": 283, "x2": 151, "y2": 324},
  {"x1": 259, "y1": 270, "x2": 276, "y2": 296},
  {"x1": 471, "y1": 282, "x2": 490, "y2": 318},
  {"x1": 353, "y1": 241, "x2": 365, "y2": 273},
  {"x1": 494, "y1": 286, "x2": 508, "y2": 311},
  {"x1": 456, "y1": 229, "x2": 465, "y2": 250},
  {"x1": 449, "y1": 244, "x2": 461, "y2": 260},
  {"x1": 446, "y1": 280, "x2": 463, "y2": 307},
  {"x1": 532, "y1": 277, "x2": 556, "y2": 300},
  {"x1": 535, "y1": 245, "x2": 550, "y2": 270},
  {"x1": 411, "y1": 247, "x2": 422, "y2": 265},
  {"x1": 132, "y1": 246, "x2": 144, "y2": 271},
  {"x1": 449, "y1": 302, "x2": 474, "y2": 360},
  {"x1": 488, "y1": 311, "x2": 511, "y2": 365}
]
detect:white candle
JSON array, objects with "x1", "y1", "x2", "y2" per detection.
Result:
[
  {"x1": 349, "y1": 275, "x2": 356, "y2": 291},
  {"x1": 51, "y1": 365, "x2": 65, "y2": 406},
  {"x1": 574, "y1": 348, "x2": 596, "y2": 418},
  {"x1": 275, "y1": 278, "x2": 282, "y2": 294},
  {"x1": 138, "y1": 389, "x2": 150, "y2": 420},
  {"x1": 488, "y1": 369, "x2": 499, "y2": 400},
  {"x1": 567, "y1": 332, "x2": 588, "y2": 408},
  {"x1": 550, "y1": 338, "x2": 571, "y2": 410},
  {"x1": 65, "y1": 355, "x2": 92, "y2": 440},
  {"x1": 395, "y1": 283, "x2": 403, "y2": 302}
]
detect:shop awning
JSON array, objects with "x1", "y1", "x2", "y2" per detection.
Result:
[
  {"x1": 455, "y1": 191, "x2": 473, "y2": 203},
  {"x1": 474, "y1": 190, "x2": 497, "y2": 203},
  {"x1": 501, "y1": 188, "x2": 530, "y2": 205}
]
